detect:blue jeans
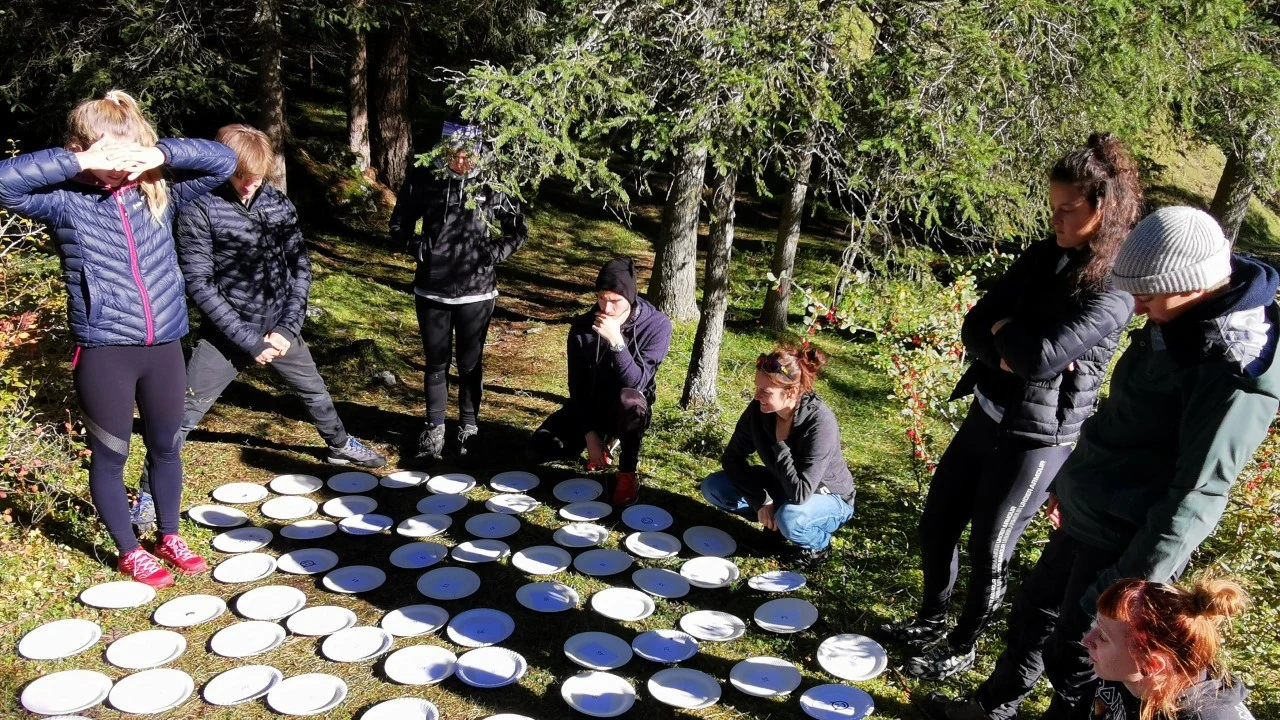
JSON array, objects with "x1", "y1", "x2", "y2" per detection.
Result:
[{"x1": 700, "y1": 470, "x2": 853, "y2": 550}]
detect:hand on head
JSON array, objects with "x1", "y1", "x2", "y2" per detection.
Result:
[{"x1": 77, "y1": 135, "x2": 165, "y2": 184}]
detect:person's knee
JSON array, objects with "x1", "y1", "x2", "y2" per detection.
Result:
[
  {"x1": 774, "y1": 505, "x2": 808, "y2": 543},
  {"x1": 527, "y1": 428, "x2": 567, "y2": 462},
  {"x1": 699, "y1": 472, "x2": 733, "y2": 507},
  {"x1": 618, "y1": 388, "x2": 649, "y2": 423}
]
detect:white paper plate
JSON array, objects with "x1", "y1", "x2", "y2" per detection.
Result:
[
  {"x1": 632, "y1": 567, "x2": 690, "y2": 599},
  {"x1": 280, "y1": 518, "x2": 337, "y2": 540},
  {"x1": 417, "y1": 566, "x2": 481, "y2": 600},
  {"x1": 447, "y1": 608, "x2": 515, "y2": 647},
  {"x1": 560, "y1": 500, "x2": 611, "y2": 521},
  {"x1": 287, "y1": 605, "x2": 358, "y2": 636},
  {"x1": 624, "y1": 531, "x2": 681, "y2": 559},
  {"x1": 801, "y1": 684, "x2": 875, "y2": 719},
  {"x1": 381, "y1": 604, "x2": 450, "y2": 637},
  {"x1": 212, "y1": 526, "x2": 274, "y2": 554},
  {"x1": 562, "y1": 671, "x2": 635, "y2": 717},
  {"x1": 203, "y1": 664, "x2": 282, "y2": 706},
  {"x1": 20, "y1": 669, "x2": 111, "y2": 715},
  {"x1": 682, "y1": 525, "x2": 737, "y2": 557},
  {"x1": 748, "y1": 569, "x2": 808, "y2": 592},
  {"x1": 322, "y1": 495, "x2": 377, "y2": 517},
  {"x1": 515, "y1": 581, "x2": 580, "y2": 612},
  {"x1": 564, "y1": 632, "x2": 633, "y2": 671},
  {"x1": 383, "y1": 645, "x2": 457, "y2": 686},
  {"x1": 455, "y1": 646, "x2": 527, "y2": 688},
  {"x1": 553, "y1": 522, "x2": 610, "y2": 547},
  {"x1": 485, "y1": 493, "x2": 539, "y2": 514},
  {"x1": 269, "y1": 473, "x2": 323, "y2": 495},
  {"x1": 416, "y1": 494, "x2": 468, "y2": 515},
  {"x1": 452, "y1": 539, "x2": 510, "y2": 563},
  {"x1": 621, "y1": 504, "x2": 673, "y2": 531},
  {"x1": 79, "y1": 580, "x2": 156, "y2": 609},
  {"x1": 322, "y1": 565, "x2": 386, "y2": 593},
  {"x1": 326, "y1": 471, "x2": 378, "y2": 493},
  {"x1": 105, "y1": 629, "x2": 186, "y2": 669},
  {"x1": 381, "y1": 470, "x2": 429, "y2": 489},
  {"x1": 363, "y1": 697, "x2": 440, "y2": 720},
  {"x1": 573, "y1": 548, "x2": 633, "y2": 576},
  {"x1": 396, "y1": 513, "x2": 452, "y2": 538},
  {"x1": 465, "y1": 512, "x2": 521, "y2": 539},
  {"x1": 339, "y1": 513, "x2": 394, "y2": 535},
  {"x1": 590, "y1": 587, "x2": 656, "y2": 622},
  {"x1": 389, "y1": 541, "x2": 448, "y2": 569},
  {"x1": 815, "y1": 634, "x2": 888, "y2": 682},
  {"x1": 210, "y1": 620, "x2": 287, "y2": 658},
  {"x1": 188, "y1": 504, "x2": 249, "y2": 528},
  {"x1": 631, "y1": 629, "x2": 699, "y2": 664},
  {"x1": 153, "y1": 594, "x2": 226, "y2": 627},
  {"x1": 266, "y1": 673, "x2": 348, "y2": 716},
  {"x1": 426, "y1": 472, "x2": 476, "y2": 494},
  {"x1": 680, "y1": 556, "x2": 740, "y2": 589},
  {"x1": 754, "y1": 597, "x2": 819, "y2": 633},
  {"x1": 647, "y1": 667, "x2": 721, "y2": 709},
  {"x1": 213, "y1": 552, "x2": 278, "y2": 583},
  {"x1": 322, "y1": 626, "x2": 394, "y2": 662},
  {"x1": 553, "y1": 478, "x2": 603, "y2": 503},
  {"x1": 730, "y1": 656, "x2": 802, "y2": 697},
  {"x1": 212, "y1": 481, "x2": 269, "y2": 504},
  {"x1": 108, "y1": 668, "x2": 193, "y2": 714},
  {"x1": 19, "y1": 618, "x2": 101, "y2": 660},
  {"x1": 679, "y1": 610, "x2": 747, "y2": 642},
  {"x1": 236, "y1": 585, "x2": 308, "y2": 620},
  {"x1": 261, "y1": 495, "x2": 318, "y2": 521},
  {"x1": 277, "y1": 548, "x2": 339, "y2": 575},
  {"x1": 490, "y1": 470, "x2": 539, "y2": 492},
  {"x1": 511, "y1": 545, "x2": 572, "y2": 575}
]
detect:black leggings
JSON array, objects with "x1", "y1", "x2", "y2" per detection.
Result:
[
  {"x1": 75, "y1": 342, "x2": 186, "y2": 554},
  {"x1": 416, "y1": 296, "x2": 495, "y2": 426},
  {"x1": 529, "y1": 388, "x2": 651, "y2": 473}
]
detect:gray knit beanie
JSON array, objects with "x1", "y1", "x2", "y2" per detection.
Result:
[{"x1": 1112, "y1": 206, "x2": 1232, "y2": 295}]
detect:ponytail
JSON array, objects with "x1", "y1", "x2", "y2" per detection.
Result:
[
  {"x1": 1049, "y1": 131, "x2": 1143, "y2": 290},
  {"x1": 65, "y1": 90, "x2": 169, "y2": 221},
  {"x1": 759, "y1": 344, "x2": 828, "y2": 394}
]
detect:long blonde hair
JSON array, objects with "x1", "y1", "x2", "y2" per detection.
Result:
[{"x1": 64, "y1": 90, "x2": 168, "y2": 220}]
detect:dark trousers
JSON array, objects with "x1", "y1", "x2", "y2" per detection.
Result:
[
  {"x1": 75, "y1": 342, "x2": 186, "y2": 553},
  {"x1": 415, "y1": 296, "x2": 495, "y2": 426},
  {"x1": 529, "y1": 388, "x2": 651, "y2": 473},
  {"x1": 918, "y1": 403, "x2": 1072, "y2": 651}
]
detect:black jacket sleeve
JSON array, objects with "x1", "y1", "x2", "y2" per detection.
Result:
[
  {"x1": 487, "y1": 191, "x2": 527, "y2": 265},
  {"x1": 993, "y1": 288, "x2": 1133, "y2": 381},
  {"x1": 390, "y1": 168, "x2": 425, "y2": 257},
  {"x1": 608, "y1": 310, "x2": 673, "y2": 391},
  {"x1": 177, "y1": 202, "x2": 271, "y2": 356},
  {"x1": 961, "y1": 249, "x2": 1036, "y2": 369},
  {"x1": 274, "y1": 198, "x2": 311, "y2": 338},
  {"x1": 156, "y1": 139, "x2": 236, "y2": 205}
]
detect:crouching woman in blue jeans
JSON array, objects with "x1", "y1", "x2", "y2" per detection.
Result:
[{"x1": 700, "y1": 345, "x2": 855, "y2": 566}]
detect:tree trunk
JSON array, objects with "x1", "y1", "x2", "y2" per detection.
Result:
[
  {"x1": 1210, "y1": 148, "x2": 1256, "y2": 243},
  {"x1": 682, "y1": 166, "x2": 738, "y2": 409},
  {"x1": 346, "y1": 27, "x2": 371, "y2": 171},
  {"x1": 256, "y1": 0, "x2": 287, "y2": 193},
  {"x1": 649, "y1": 144, "x2": 707, "y2": 322},
  {"x1": 760, "y1": 141, "x2": 814, "y2": 332},
  {"x1": 369, "y1": 17, "x2": 411, "y2": 192}
]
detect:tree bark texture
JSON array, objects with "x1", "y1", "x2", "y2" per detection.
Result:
[
  {"x1": 649, "y1": 144, "x2": 707, "y2": 322},
  {"x1": 760, "y1": 143, "x2": 814, "y2": 331},
  {"x1": 256, "y1": 0, "x2": 287, "y2": 193},
  {"x1": 1210, "y1": 148, "x2": 1256, "y2": 244},
  {"x1": 370, "y1": 17, "x2": 411, "y2": 192},
  {"x1": 346, "y1": 28, "x2": 371, "y2": 170},
  {"x1": 682, "y1": 166, "x2": 738, "y2": 409}
]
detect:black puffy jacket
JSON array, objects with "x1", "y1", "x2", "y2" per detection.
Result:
[
  {"x1": 951, "y1": 238, "x2": 1133, "y2": 445},
  {"x1": 175, "y1": 183, "x2": 310, "y2": 357}
]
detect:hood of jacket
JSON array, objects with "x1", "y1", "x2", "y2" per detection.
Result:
[{"x1": 1157, "y1": 255, "x2": 1279, "y2": 377}]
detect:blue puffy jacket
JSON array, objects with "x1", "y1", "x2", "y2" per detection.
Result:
[{"x1": 0, "y1": 139, "x2": 236, "y2": 348}]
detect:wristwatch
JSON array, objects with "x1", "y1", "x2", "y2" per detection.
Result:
[{"x1": 610, "y1": 341, "x2": 627, "y2": 353}]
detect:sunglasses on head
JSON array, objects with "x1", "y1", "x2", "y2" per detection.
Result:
[{"x1": 757, "y1": 353, "x2": 796, "y2": 379}]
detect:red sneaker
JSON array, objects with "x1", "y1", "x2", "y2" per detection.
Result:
[
  {"x1": 155, "y1": 534, "x2": 208, "y2": 575},
  {"x1": 118, "y1": 547, "x2": 174, "y2": 588},
  {"x1": 612, "y1": 471, "x2": 639, "y2": 507}
]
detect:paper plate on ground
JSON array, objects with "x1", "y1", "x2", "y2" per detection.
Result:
[
  {"x1": 452, "y1": 539, "x2": 510, "y2": 563},
  {"x1": 680, "y1": 610, "x2": 747, "y2": 642},
  {"x1": 212, "y1": 526, "x2": 274, "y2": 554},
  {"x1": 490, "y1": 470, "x2": 539, "y2": 492},
  {"x1": 631, "y1": 629, "x2": 699, "y2": 664},
  {"x1": 323, "y1": 565, "x2": 386, "y2": 593},
  {"x1": 682, "y1": 525, "x2": 737, "y2": 557},
  {"x1": 384, "y1": 645, "x2": 457, "y2": 686},
  {"x1": 632, "y1": 567, "x2": 690, "y2": 599},
  {"x1": 19, "y1": 618, "x2": 101, "y2": 660},
  {"x1": 573, "y1": 548, "x2": 632, "y2": 576},
  {"x1": 647, "y1": 668, "x2": 721, "y2": 709},
  {"x1": 730, "y1": 656, "x2": 802, "y2": 697},
  {"x1": 105, "y1": 629, "x2": 186, "y2": 669},
  {"x1": 261, "y1": 495, "x2": 318, "y2": 521},
  {"x1": 553, "y1": 478, "x2": 603, "y2": 503},
  {"x1": 553, "y1": 522, "x2": 610, "y2": 547},
  {"x1": 213, "y1": 552, "x2": 277, "y2": 583},
  {"x1": 815, "y1": 634, "x2": 888, "y2": 682},
  {"x1": 210, "y1": 620, "x2": 287, "y2": 658},
  {"x1": 417, "y1": 566, "x2": 481, "y2": 601},
  {"x1": 748, "y1": 569, "x2": 807, "y2": 592},
  {"x1": 426, "y1": 472, "x2": 476, "y2": 494},
  {"x1": 801, "y1": 684, "x2": 875, "y2": 720},
  {"x1": 621, "y1": 504, "x2": 673, "y2": 531},
  {"x1": 416, "y1": 494, "x2": 468, "y2": 514},
  {"x1": 560, "y1": 500, "x2": 611, "y2": 521},
  {"x1": 339, "y1": 513, "x2": 394, "y2": 535},
  {"x1": 447, "y1": 608, "x2": 515, "y2": 647},
  {"x1": 326, "y1": 471, "x2": 378, "y2": 493},
  {"x1": 516, "y1": 581, "x2": 580, "y2": 612},
  {"x1": 287, "y1": 605, "x2": 358, "y2": 636},
  {"x1": 79, "y1": 580, "x2": 155, "y2": 609},
  {"x1": 188, "y1": 504, "x2": 248, "y2": 528},
  {"x1": 203, "y1": 665, "x2": 282, "y2": 706},
  {"x1": 681, "y1": 556, "x2": 740, "y2": 589},
  {"x1": 236, "y1": 585, "x2": 307, "y2": 621},
  {"x1": 755, "y1": 597, "x2": 819, "y2": 633},
  {"x1": 153, "y1": 594, "x2": 226, "y2": 627},
  {"x1": 564, "y1": 631, "x2": 633, "y2": 671},
  {"x1": 455, "y1": 646, "x2": 527, "y2": 688},
  {"x1": 362, "y1": 697, "x2": 440, "y2": 720},
  {"x1": 396, "y1": 513, "x2": 452, "y2": 538},
  {"x1": 381, "y1": 604, "x2": 450, "y2": 637},
  {"x1": 280, "y1": 518, "x2": 337, "y2": 540},
  {"x1": 108, "y1": 668, "x2": 193, "y2": 714},
  {"x1": 624, "y1": 531, "x2": 681, "y2": 559},
  {"x1": 278, "y1": 548, "x2": 339, "y2": 575},
  {"x1": 269, "y1": 473, "x2": 322, "y2": 495},
  {"x1": 562, "y1": 671, "x2": 635, "y2": 717},
  {"x1": 381, "y1": 470, "x2": 429, "y2": 489},
  {"x1": 212, "y1": 481, "x2": 269, "y2": 504},
  {"x1": 590, "y1": 587, "x2": 656, "y2": 622},
  {"x1": 266, "y1": 673, "x2": 347, "y2": 716},
  {"x1": 20, "y1": 670, "x2": 111, "y2": 715},
  {"x1": 390, "y1": 541, "x2": 448, "y2": 569},
  {"x1": 322, "y1": 626, "x2": 394, "y2": 662},
  {"x1": 322, "y1": 495, "x2": 377, "y2": 517},
  {"x1": 485, "y1": 493, "x2": 540, "y2": 514},
  {"x1": 511, "y1": 544, "x2": 572, "y2": 575},
  {"x1": 465, "y1": 512, "x2": 521, "y2": 539}
]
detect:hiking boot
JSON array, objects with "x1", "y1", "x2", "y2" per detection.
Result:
[
  {"x1": 611, "y1": 471, "x2": 639, "y2": 507},
  {"x1": 456, "y1": 424, "x2": 479, "y2": 456},
  {"x1": 154, "y1": 534, "x2": 208, "y2": 575},
  {"x1": 791, "y1": 544, "x2": 831, "y2": 570},
  {"x1": 907, "y1": 642, "x2": 977, "y2": 680},
  {"x1": 118, "y1": 547, "x2": 174, "y2": 588},
  {"x1": 915, "y1": 692, "x2": 992, "y2": 720},
  {"x1": 327, "y1": 436, "x2": 387, "y2": 468},
  {"x1": 415, "y1": 423, "x2": 445, "y2": 462},
  {"x1": 879, "y1": 615, "x2": 948, "y2": 645},
  {"x1": 130, "y1": 491, "x2": 156, "y2": 534}
]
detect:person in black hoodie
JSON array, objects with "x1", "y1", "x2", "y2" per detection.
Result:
[
  {"x1": 528, "y1": 257, "x2": 673, "y2": 507},
  {"x1": 883, "y1": 133, "x2": 1141, "y2": 680},
  {"x1": 390, "y1": 122, "x2": 528, "y2": 461}
]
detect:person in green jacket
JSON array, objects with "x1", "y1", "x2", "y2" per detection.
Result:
[{"x1": 918, "y1": 206, "x2": 1280, "y2": 720}]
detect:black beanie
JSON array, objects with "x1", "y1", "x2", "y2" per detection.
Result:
[{"x1": 595, "y1": 257, "x2": 637, "y2": 308}]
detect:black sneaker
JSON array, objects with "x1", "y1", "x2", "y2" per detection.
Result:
[
  {"x1": 879, "y1": 615, "x2": 947, "y2": 645},
  {"x1": 914, "y1": 692, "x2": 991, "y2": 720},
  {"x1": 456, "y1": 424, "x2": 479, "y2": 456},
  {"x1": 327, "y1": 437, "x2": 388, "y2": 468},
  {"x1": 791, "y1": 545, "x2": 831, "y2": 569},
  {"x1": 415, "y1": 423, "x2": 445, "y2": 461},
  {"x1": 907, "y1": 642, "x2": 977, "y2": 680}
]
